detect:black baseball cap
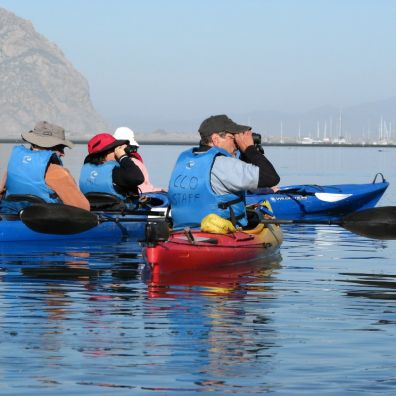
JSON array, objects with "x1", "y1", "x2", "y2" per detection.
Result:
[{"x1": 198, "y1": 114, "x2": 251, "y2": 138}]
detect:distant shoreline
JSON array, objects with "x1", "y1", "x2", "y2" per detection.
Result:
[
  {"x1": 137, "y1": 141, "x2": 396, "y2": 148},
  {"x1": 0, "y1": 138, "x2": 395, "y2": 148}
]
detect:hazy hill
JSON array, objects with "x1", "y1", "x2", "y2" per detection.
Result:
[
  {"x1": 238, "y1": 98, "x2": 396, "y2": 141},
  {"x1": 0, "y1": 7, "x2": 107, "y2": 139}
]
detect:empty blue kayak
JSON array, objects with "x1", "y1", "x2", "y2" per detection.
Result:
[{"x1": 246, "y1": 173, "x2": 389, "y2": 220}]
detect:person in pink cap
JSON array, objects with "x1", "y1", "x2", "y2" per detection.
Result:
[
  {"x1": 79, "y1": 133, "x2": 144, "y2": 200},
  {"x1": 113, "y1": 127, "x2": 164, "y2": 193}
]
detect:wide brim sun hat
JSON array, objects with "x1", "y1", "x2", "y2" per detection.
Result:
[{"x1": 21, "y1": 121, "x2": 74, "y2": 148}]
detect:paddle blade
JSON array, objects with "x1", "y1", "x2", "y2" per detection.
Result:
[
  {"x1": 342, "y1": 206, "x2": 396, "y2": 240},
  {"x1": 20, "y1": 204, "x2": 99, "y2": 235}
]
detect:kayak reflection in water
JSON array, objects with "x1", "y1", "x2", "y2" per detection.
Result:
[
  {"x1": 145, "y1": 254, "x2": 282, "y2": 298},
  {"x1": 0, "y1": 121, "x2": 90, "y2": 211},
  {"x1": 168, "y1": 114, "x2": 280, "y2": 229}
]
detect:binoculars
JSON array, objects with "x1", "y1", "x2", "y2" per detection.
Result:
[
  {"x1": 252, "y1": 133, "x2": 264, "y2": 154},
  {"x1": 124, "y1": 145, "x2": 138, "y2": 156},
  {"x1": 252, "y1": 132, "x2": 261, "y2": 145}
]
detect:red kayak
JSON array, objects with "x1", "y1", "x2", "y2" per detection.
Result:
[{"x1": 143, "y1": 222, "x2": 283, "y2": 275}]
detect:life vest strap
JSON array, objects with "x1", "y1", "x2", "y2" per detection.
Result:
[
  {"x1": 217, "y1": 196, "x2": 244, "y2": 209},
  {"x1": 217, "y1": 196, "x2": 245, "y2": 226}
]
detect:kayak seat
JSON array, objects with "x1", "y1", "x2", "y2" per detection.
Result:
[
  {"x1": 85, "y1": 193, "x2": 126, "y2": 211},
  {"x1": 243, "y1": 207, "x2": 264, "y2": 230},
  {"x1": 4, "y1": 194, "x2": 46, "y2": 203}
]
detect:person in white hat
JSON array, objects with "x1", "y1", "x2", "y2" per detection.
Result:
[
  {"x1": 113, "y1": 127, "x2": 164, "y2": 193},
  {"x1": 0, "y1": 121, "x2": 90, "y2": 210}
]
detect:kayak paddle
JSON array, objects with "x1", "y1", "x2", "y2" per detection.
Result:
[
  {"x1": 20, "y1": 204, "x2": 100, "y2": 234},
  {"x1": 261, "y1": 206, "x2": 396, "y2": 240},
  {"x1": 20, "y1": 203, "x2": 165, "y2": 235}
]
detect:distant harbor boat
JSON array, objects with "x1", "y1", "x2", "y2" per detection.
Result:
[
  {"x1": 299, "y1": 135, "x2": 350, "y2": 145},
  {"x1": 300, "y1": 137, "x2": 323, "y2": 144},
  {"x1": 301, "y1": 137, "x2": 314, "y2": 144}
]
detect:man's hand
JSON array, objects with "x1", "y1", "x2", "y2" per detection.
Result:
[
  {"x1": 234, "y1": 130, "x2": 254, "y2": 153},
  {"x1": 271, "y1": 185, "x2": 280, "y2": 192}
]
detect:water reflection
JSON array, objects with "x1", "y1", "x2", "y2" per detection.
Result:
[
  {"x1": 282, "y1": 223, "x2": 389, "y2": 261},
  {"x1": 1, "y1": 220, "x2": 396, "y2": 394},
  {"x1": 141, "y1": 255, "x2": 283, "y2": 392},
  {"x1": 0, "y1": 240, "x2": 144, "y2": 329},
  {"x1": 145, "y1": 254, "x2": 282, "y2": 298},
  {"x1": 0, "y1": 240, "x2": 150, "y2": 392},
  {"x1": 340, "y1": 272, "x2": 396, "y2": 300}
]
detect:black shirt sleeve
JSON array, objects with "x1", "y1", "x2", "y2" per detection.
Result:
[
  {"x1": 112, "y1": 155, "x2": 145, "y2": 195},
  {"x1": 240, "y1": 145, "x2": 280, "y2": 187}
]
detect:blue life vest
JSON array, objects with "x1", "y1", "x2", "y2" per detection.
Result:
[
  {"x1": 5, "y1": 145, "x2": 61, "y2": 203},
  {"x1": 168, "y1": 147, "x2": 247, "y2": 229},
  {"x1": 79, "y1": 161, "x2": 125, "y2": 200}
]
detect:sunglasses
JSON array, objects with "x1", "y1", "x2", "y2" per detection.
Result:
[{"x1": 51, "y1": 145, "x2": 66, "y2": 154}]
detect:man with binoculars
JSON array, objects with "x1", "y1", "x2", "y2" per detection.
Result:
[{"x1": 168, "y1": 114, "x2": 280, "y2": 229}]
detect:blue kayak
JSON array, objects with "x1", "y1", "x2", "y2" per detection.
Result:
[
  {"x1": 246, "y1": 173, "x2": 389, "y2": 220},
  {"x1": 0, "y1": 211, "x2": 152, "y2": 242},
  {"x1": 0, "y1": 174, "x2": 388, "y2": 241},
  {"x1": 0, "y1": 191, "x2": 169, "y2": 243}
]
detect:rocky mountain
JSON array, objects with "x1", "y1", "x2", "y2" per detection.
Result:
[{"x1": 0, "y1": 7, "x2": 107, "y2": 139}]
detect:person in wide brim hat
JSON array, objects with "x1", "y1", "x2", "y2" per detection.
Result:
[
  {"x1": 0, "y1": 121, "x2": 90, "y2": 211},
  {"x1": 21, "y1": 121, "x2": 74, "y2": 149}
]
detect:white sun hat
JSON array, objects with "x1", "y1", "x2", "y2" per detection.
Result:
[{"x1": 113, "y1": 127, "x2": 139, "y2": 146}]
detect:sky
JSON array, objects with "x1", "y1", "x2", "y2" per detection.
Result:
[{"x1": 1, "y1": 0, "x2": 396, "y2": 131}]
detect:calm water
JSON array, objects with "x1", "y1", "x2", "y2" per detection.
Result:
[{"x1": 0, "y1": 143, "x2": 395, "y2": 395}]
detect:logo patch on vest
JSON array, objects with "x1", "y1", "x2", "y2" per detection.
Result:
[
  {"x1": 88, "y1": 170, "x2": 98, "y2": 184},
  {"x1": 186, "y1": 160, "x2": 195, "y2": 169},
  {"x1": 22, "y1": 155, "x2": 32, "y2": 164}
]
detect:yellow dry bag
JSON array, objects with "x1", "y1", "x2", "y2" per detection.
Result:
[{"x1": 200, "y1": 213, "x2": 236, "y2": 234}]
